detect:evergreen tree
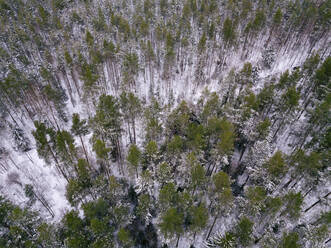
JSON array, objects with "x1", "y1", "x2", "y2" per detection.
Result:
[
  {"x1": 159, "y1": 182, "x2": 178, "y2": 210},
  {"x1": 279, "y1": 232, "x2": 301, "y2": 248},
  {"x1": 188, "y1": 204, "x2": 208, "y2": 236},
  {"x1": 117, "y1": 228, "x2": 133, "y2": 248},
  {"x1": 71, "y1": 113, "x2": 91, "y2": 170},
  {"x1": 236, "y1": 216, "x2": 253, "y2": 246},
  {"x1": 223, "y1": 18, "x2": 236, "y2": 44},
  {"x1": 33, "y1": 121, "x2": 68, "y2": 180},
  {"x1": 191, "y1": 163, "x2": 206, "y2": 194},
  {"x1": 120, "y1": 92, "x2": 141, "y2": 144},
  {"x1": 160, "y1": 207, "x2": 184, "y2": 247},
  {"x1": 265, "y1": 151, "x2": 287, "y2": 179},
  {"x1": 127, "y1": 144, "x2": 141, "y2": 177}
]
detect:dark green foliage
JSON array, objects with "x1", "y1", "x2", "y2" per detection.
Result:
[
  {"x1": 71, "y1": 113, "x2": 89, "y2": 137},
  {"x1": 283, "y1": 192, "x2": 303, "y2": 219},
  {"x1": 52, "y1": 0, "x2": 66, "y2": 10},
  {"x1": 56, "y1": 130, "x2": 77, "y2": 164},
  {"x1": 93, "y1": 7, "x2": 107, "y2": 31},
  {"x1": 314, "y1": 57, "x2": 331, "y2": 99},
  {"x1": 236, "y1": 216, "x2": 253, "y2": 246},
  {"x1": 188, "y1": 204, "x2": 208, "y2": 233},
  {"x1": 198, "y1": 32, "x2": 207, "y2": 53},
  {"x1": 291, "y1": 150, "x2": 322, "y2": 178},
  {"x1": 223, "y1": 18, "x2": 236, "y2": 43},
  {"x1": 93, "y1": 94, "x2": 121, "y2": 139},
  {"x1": 252, "y1": 10, "x2": 266, "y2": 31},
  {"x1": 257, "y1": 118, "x2": 271, "y2": 138},
  {"x1": 86, "y1": 30, "x2": 94, "y2": 47},
  {"x1": 191, "y1": 163, "x2": 206, "y2": 192},
  {"x1": 303, "y1": 53, "x2": 320, "y2": 76},
  {"x1": 136, "y1": 193, "x2": 151, "y2": 218},
  {"x1": 217, "y1": 119, "x2": 235, "y2": 156},
  {"x1": 201, "y1": 93, "x2": 220, "y2": 123},
  {"x1": 214, "y1": 231, "x2": 236, "y2": 248},
  {"x1": 273, "y1": 8, "x2": 282, "y2": 25},
  {"x1": 160, "y1": 208, "x2": 184, "y2": 239},
  {"x1": 246, "y1": 186, "x2": 266, "y2": 206},
  {"x1": 77, "y1": 159, "x2": 91, "y2": 187},
  {"x1": 83, "y1": 198, "x2": 108, "y2": 222},
  {"x1": 117, "y1": 228, "x2": 133, "y2": 247},
  {"x1": 283, "y1": 86, "x2": 300, "y2": 110},
  {"x1": 37, "y1": 5, "x2": 49, "y2": 27},
  {"x1": 66, "y1": 178, "x2": 83, "y2": 206},
  {"x1": 167, "y1": 135, "x2": 184, "y2": 155},
  {"x1": 264, "y1": 196, "x2": 283, "y2": 215},
  {"x1": 66, "y1": 159, "x2": 92, "y2": 206},
  {"x1": 144, "y1": 97, "x2": 163, "y2": 141},
  {"x1": 159, "y1": 183, "x2": 178, "y2": 210},
  {"x1": 254, "y1": 83, "x2": 275, "y2": 112},
  {"x1": 93, "y1": 139, "x2": 110, "y2": 160},
  {"x1": 0, "y1": 196, "x2": 55, "y2": 247},
  {"x1": 186, "y1": 123, "x2": 205, "y2": 150},
  {"x1": 265, "y1": 151, "x2": 287, "y2": 179},
  {"x1": 122, "y1": 52, "x2": 139, "y2": 86},
  {"x1": 145, "y1": 140, "x2": 158, "y2": 159},
  {"x1": 127, "y1": 144, "x2": 141, "y2": 173},
  {"x1": 64, "y1": 51, "x2": 73, "y2": 65},
  {"x1": 1, "y1": 2, "x2": 330, "y2": 248},
  {"x1": 213, "y1": 171, "x2": 231, "y2": 192},
  {"x1": 32, "y1": 121, "x2": 56, "y2": 163},
  {"x1": 81, "y1": 63, "x2": 99, "y2": 92},
  {"x1": 63, "y1": 210, "x2": 89, "y2": 248},
  {"x1": 279, "y1": 232, "x2": 301, "y2": 248}
]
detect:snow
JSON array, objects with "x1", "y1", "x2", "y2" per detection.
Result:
[
  {"x1": 0, "y1": 4, "x2": 330, "y2": 248},
  {"x1": 0, "y1": 128, "x2": 71, "y2": 221}
]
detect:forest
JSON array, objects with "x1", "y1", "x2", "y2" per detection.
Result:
[{"x1": 0, "y1": 0, "x2": 330, "y2": 247}]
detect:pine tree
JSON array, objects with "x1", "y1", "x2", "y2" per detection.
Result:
[
  {"x1": 265, "y1": 151, "x2": 287, "y2": 179},
  {"x1": 93, "y1": 139, "x2": 111, "y2": 177},
  {"x1": 56, "y1": 130, "x2": 77, "y2": 172},
  {"x1": 120, "y1": 92, "x2": 141, "y2": 144},
  {"x1": 191, "y1": 163, "x2": 206, "y2": 195},
  {"x1": 127, "y1": 144, "x2": 141, "y2": 177},
  {"x1": 117, "y1": 228, "x2": 133, "y2": 248},
  {"x1": 136, "y1": 193, "x2": 151, "y2": 219},
  {"x1": 222, "y1": 18, "x2": 236, "y2": 45},
  {"x1": 71, "y1": 113, "x2": 91, "y2": 171},
  {"x1": 93, "y1": 95, "x2": 122, "y2": 165},
  {"x1": 189, "y1": 204, "x2": 208, "y2": 238},
  {"x1": 279, "y1": 232, "x2": 301, "y2": 248},
  {"x1": 207, "y1": 172, "x2": 233, "y2": 239},
  {"x1": 145, "y1": 140, "x2": 158, "y2": 163},
  {"x1": 236, "y1": 216, "x2": 253, "y2": 246},
  {"x1": 32, "y1": 121, "x2": 68, "y2": 181},
  {"x1": 122, "y1": 52, "x2": 139, "y2": 88},
  {"x1": 159, "y1": 182, "x2": 178, "y2": 210},
  {"x1": 160, "y1": 208, "x2": 184, "y2": 247},
  {"x1": 282, "y1": 192, "x2": 303, "y2": 219}
]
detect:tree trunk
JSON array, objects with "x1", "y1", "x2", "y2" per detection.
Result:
[
  {"x1": 132, "y1": 117, "x2": 136, "y2": 144},
  {"x1": 79, "y1": 135, "x2": 92, "y2": 171},
  {"x1": 48, "y1": 144, "x2": 69, "y2": 182},
  {"x1": 175, "y1": 234, "x2": 180, "y2": 248},
  {"x1": 304, "y1": 192, "x2": 331, "y2": 212},
  {"x1": 206, "y1": 211, "x2": 219, "y2": 240}
]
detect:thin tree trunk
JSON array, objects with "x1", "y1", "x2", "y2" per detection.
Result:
[
  {"x1": 206, "y1": 211, "x2": 219, "y2": 240},
  {"x1": 304, "y1": 192, "x2": 331, "y2": 212},
  {"x1": 176, "y1": 234, "x2": 180, "y2": 248},
  {"x1": 132, "y1": 117, "x2": 136, "y2": 144},
  {"x1": 79, "y1": 135, "x2": 92, "y2": 171},
  {"x1": 48, "y1": 144, "x2": 69, "y2": 182}
]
